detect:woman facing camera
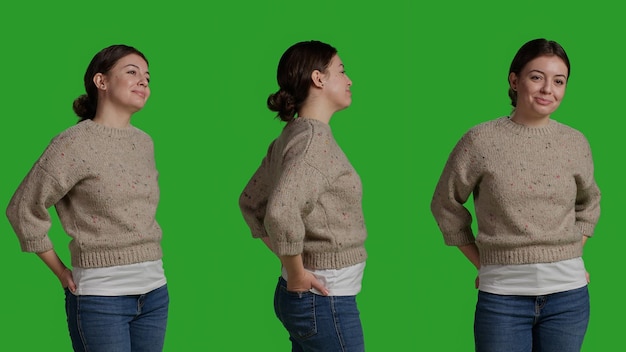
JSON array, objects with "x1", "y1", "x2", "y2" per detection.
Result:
[{"x1": 431, "y1": 38, "x2": 601, "y2": 351}]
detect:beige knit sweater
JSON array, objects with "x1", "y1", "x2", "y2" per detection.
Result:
[
  {"x1": 6, "y1": 119, "x2": 163, "y2": 268},
  {"x1": 431, "y1": 117, "x2": 601, "y2": 265},
  {"x1": 239, "y1": 118, "x2": 367, "y2": 270}
]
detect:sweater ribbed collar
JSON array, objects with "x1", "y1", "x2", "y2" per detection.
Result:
[
  {"x1": 500, "y1": 116, "x2": 559, "y2": 136},
  {"x1": 81, "y1": 119, "x2": 140, "y2": 138}
]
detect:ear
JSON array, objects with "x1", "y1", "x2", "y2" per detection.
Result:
[
  {"x1": 311, "y1": 69, "x2": 324, "y2": 88},
  {"x1": 93, "y1": 73, "x2": 106, "y2": 90},
  {"x1": 508, "y1": 72, "x2": 518, "y2": 91}
]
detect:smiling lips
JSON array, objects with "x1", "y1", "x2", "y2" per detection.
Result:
[
  {"x1": 133, "y1": 90, "x2": 147, "y2": 98},
  {"x1": 535, "y1": 96, "x2": 552, "y2": 105}
]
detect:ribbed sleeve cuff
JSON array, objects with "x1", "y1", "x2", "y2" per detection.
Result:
[
  {"x1": 273, "y1": 241, "x2": 304, "y2": 257},
  {"x1": 576, "y1": 222, "x2": 597, "y2": 237},
  {"x1": 443, "y1": 227, "x2": 475, "y2": 247},
  {"x1": 20, "y1": 238, "x2": 54, "y2": 253}
]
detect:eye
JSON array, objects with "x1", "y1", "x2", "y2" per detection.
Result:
[
  {"x1": 530, "y1": 75, "x2": 542, "y2": 81},
  {"x1": 127, "y1": 70, "x2": 137, "y2": 75},
  {"x1": 555, "y1": 78, "x2": 565, "y2": 85}
]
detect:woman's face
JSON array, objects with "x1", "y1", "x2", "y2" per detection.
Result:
[
  {"x1": 321, "y1": 55, "x2": 353, "y2": 112},
  {"x1": 509, "y1": 55, "x2": 568, "y2": 121},
  {"x1": 100, "y1": 53, "x2": 151, "y2": 113}
]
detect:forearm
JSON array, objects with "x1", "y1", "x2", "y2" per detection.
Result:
[
  {"x1": 279, "y1": 253, "x2": 328, "y2": 295},
  {"x1": 37, "y1": 249, "x2": 69, "y2": 279},
  {"x1": 261, "y1": 236, "x2": 274, "y2": 252},
  {"x1": 582, "y1": 235, "x2": 589, "y2": 247},
  {"x1": 458, "y1": 243, "x2": 481, "y2": 269},
  {"x1": 279, "y1": 254, "x2": 306, "y2": 279}
]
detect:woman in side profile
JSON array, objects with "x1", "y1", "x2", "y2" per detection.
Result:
[{"x1": 239, "y1": 40, "x2": 368, "y2": 352}]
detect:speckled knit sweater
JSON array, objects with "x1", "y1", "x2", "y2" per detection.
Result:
[
  {"x1": 431, "y1": 117, "x2": 600, "y2": 265},
  {"x1": 6, "y1": 119, "x2": 163, "y2": 268},
  {"x1": 239, "y1": 117, "x2": 367, "y2": 270}
]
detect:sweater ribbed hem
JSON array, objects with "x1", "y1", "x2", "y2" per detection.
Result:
[
  {"x1": 302, "y1": 247, "x2": 367, "y2": 270},
  {"x1": 71, "y1": 244, "x2": 163, "y2": 268},
  {"x1": 479, "y1": 242, "x2": 582, "y2": 265}
]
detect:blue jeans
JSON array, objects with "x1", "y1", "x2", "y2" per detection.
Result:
[
  {"x1": 274, "y1": 277, "x2": 365, "y2": 352},
  {"x1": 474, "y1": 286, "x2": 589, "y2": 352},
  {"x1": 65, "y1": 284, "x2": 169, "y2": 352}
]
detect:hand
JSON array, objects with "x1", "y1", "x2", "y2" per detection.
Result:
[
  {"x1": 36, "y1": 250, "x2": 77, "y2": 293},
  {"x1": 59, "y1": 268, "x2": 77, "y2": 293},
  {"x1": 475, "y1": 275, "x2": 480, "y2": 289},
  {"x1": 586, "y1": 271, "x2": 590, "y2": 283},
  {"x1": 287, "y1": 271, "x2": 329, "y2": 296}
]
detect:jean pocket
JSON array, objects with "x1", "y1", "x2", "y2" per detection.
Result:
[{"x1": 277, "y1": 286, "x2": 317, "y2": 339}]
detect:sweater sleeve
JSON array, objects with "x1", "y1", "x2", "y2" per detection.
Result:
[
  {"x1": 573, "y1": 138, "x2": 601, "y2": 237},
  {"x1": 6, "y1": 143, "x2": 76, "y2": 253},
  {"x1": 430, "y1": 131, "x2": 482, "y2": 246},
  {"x1": 263, "y1": 129, "x2": 329, "y2": 257},
  {"x1": 239, "y1": 142, "x2": 275, "y2": 239},
  {"x1": 264, "y1": 161, "x2": 327, "y2": 256}
]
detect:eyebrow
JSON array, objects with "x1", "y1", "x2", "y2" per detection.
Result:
[
  {"x1": 124, "y1": 63, "x2": 150, "y2": 75},
  {"x1": 529, "y1": 69, "x2": 566, "y2": 78}
]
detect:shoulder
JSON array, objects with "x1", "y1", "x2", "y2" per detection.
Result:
[
  {"x1": 46, "y1": 120, "x2": 93, "y2": 150},
  {"x1": 268, "y1": 119, "x2": 342, "y2": 180},
  {"x1": 130, "y1": 125, "x2": 153, "y2": 139},
  {"x1": 455, "y1": 117, "x2": 505, "y2": 149},
  {"x1": 32, "y1": 121, "x2": 91, "y2": 169},
  {"x1": 552, "y1": 120, "x2": 588, "y2": 139},
  {"x1": 284, "y1": 118, "x2": 330, "y2": 139},
  {"x1": 551, "y1": 120, "x2": 593, "y2": 154},
  {"x1": 465, "y1": 117, "x2": 506, "y2": 137},
  {"x1": 130, "y1": 126, "x2": 155, "y2": 148},
  {"x1": 279, "y1": 118, "x2": 332, "y2": 156}
]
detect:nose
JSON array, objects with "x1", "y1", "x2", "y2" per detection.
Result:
[
  {"x1": 138, "y1": 73, "x2": 149, "y2": 87},
  {"x1": 540, "y1": 80, "x2": 551, "y2": 94}
]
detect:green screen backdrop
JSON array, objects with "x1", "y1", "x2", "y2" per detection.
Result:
[{"x1": 1, "y1": 0, "x2": 621, "y2": 350}]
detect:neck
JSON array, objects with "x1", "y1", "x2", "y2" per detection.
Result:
[
  {"x1": 93, "y1": 106, "x2": 133, "y2": 129},
  {"x1": 510, "y1": 110, "x2": 550, "y2": 127},
  {"x1": 298, "y1": 104, "x2": 333, "y2": 124}
]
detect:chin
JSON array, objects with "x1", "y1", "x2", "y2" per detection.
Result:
[
  {"x1": 534, "y1": 108, "x2": 557, "y2": 117},
  {"x1": 133, "y1": 103, "x2": 147, "y2": 111}
]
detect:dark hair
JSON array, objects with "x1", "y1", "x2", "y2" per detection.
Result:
[
  {"x1": 73, "y1": 44, "x2": 149, "y2": 121},
  {"x1": 508, "y1": 38, "x2": 570, "y2": 108},
  {"x1": 267, "y1": 40, "x2": 337, "y2": 122}
]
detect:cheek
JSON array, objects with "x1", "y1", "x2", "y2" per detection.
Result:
[
  {"x1": 550, "y1": 86, "x2": 565, "y2": 102},
  {"x1": 517, "y1": 85, "x2": 533, "y2": 100}
]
